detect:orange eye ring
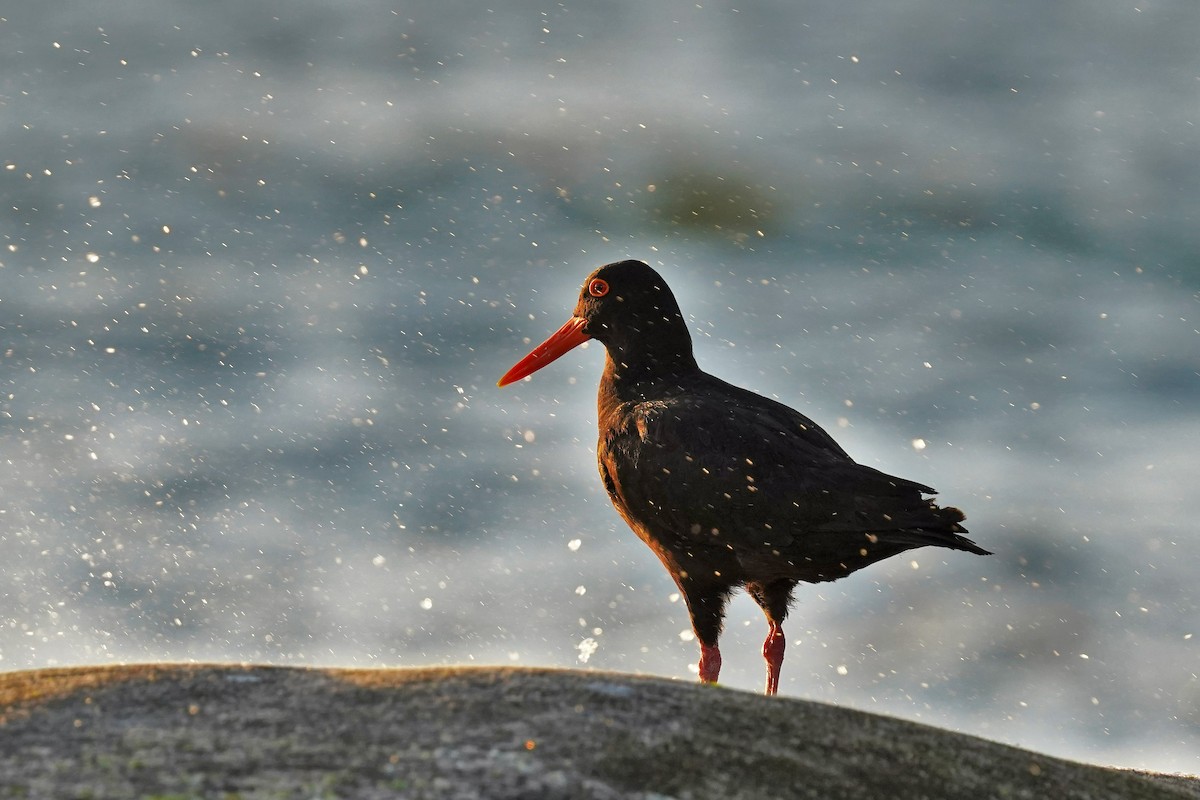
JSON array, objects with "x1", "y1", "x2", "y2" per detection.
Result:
[{"x1": 588, "y1": 278, "x2": 610, "y2": 298}]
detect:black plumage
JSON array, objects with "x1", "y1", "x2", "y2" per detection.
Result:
[{"x1": 499, "y1": 259, "x2": 989, "y2": 694}]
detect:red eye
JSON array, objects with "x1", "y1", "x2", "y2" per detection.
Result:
[{"x1": 588, "y1": 278, "x2": 610, "y2": 298}]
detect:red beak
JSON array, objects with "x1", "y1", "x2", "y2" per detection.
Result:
[{"x1": 497, "y1": 316, "x2": 591, "y2": 387}]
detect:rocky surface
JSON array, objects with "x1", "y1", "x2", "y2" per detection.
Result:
[{"x1": 0, "y1": 664, "x2": 1195, "y2": 799}]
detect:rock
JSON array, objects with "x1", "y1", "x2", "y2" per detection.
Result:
[{"x1": 0, "y1": 664, "x2": 1194, "y2": 799}]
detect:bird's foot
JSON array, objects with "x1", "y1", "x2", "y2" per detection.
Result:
[
  {"x1": 698, "y1": 642, "x2": 722, "y2": 684},
  {"x1": 763, "y1": 622, "x2": 785, "y2": 695}
]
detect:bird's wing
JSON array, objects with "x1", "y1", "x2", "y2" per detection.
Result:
[{"x1": 600, "y1": 387, "x2": 955, "y2": 555}]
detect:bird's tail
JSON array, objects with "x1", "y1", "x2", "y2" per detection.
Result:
[{"x1": 887, "y1": 505, "x2": 992, "y2": 556}]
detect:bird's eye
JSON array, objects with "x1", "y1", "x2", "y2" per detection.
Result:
[{"x1": 588, "y1": 278, "x2": 610, "y2": 298}]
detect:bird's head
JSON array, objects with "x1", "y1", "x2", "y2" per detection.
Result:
[{"x1": 497, "y1": 259, "x2": 692, "y2": 387}]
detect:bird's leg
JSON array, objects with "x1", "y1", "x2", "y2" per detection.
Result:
[
  {"x1": 762, "y1": 621, "x2": 785, "y2": 695},
  {"x1": 677, "y1": 575, "x2": 731, "y2": 686},
  {"x1": 748, "y1": 579, "x2": 796, "y2": 696},
  {"x1": 698, "y1": 641, "x2": 722, "y2": 684}
]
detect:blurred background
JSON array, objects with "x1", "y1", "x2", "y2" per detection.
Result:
[{"x1": 2, "y1": 0, "x2": 1198, "y2": 772}]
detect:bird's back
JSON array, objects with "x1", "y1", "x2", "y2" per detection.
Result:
[{"x1": 597, "y1": 370, "x2": 987, "y2": 587}]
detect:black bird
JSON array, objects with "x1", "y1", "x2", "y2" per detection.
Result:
[{"x1": 498, "y1": 259, "x2": 989, "y2": 695}]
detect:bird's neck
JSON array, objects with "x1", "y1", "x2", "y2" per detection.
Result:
[{"x1": 597, "y1": 329, "x2": 700, "y2": 407}]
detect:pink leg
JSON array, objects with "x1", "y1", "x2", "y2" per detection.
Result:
[
  {"x1": 762, "y1": 621, "x2": 785, "y2": 695},
  {"x1": 698, "y1": 641, "x2": 722, "y2": 684}
]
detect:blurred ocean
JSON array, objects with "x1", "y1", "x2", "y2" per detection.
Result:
[{"x1": 2, "y1": 0, "x2": 1198, "y2": 772}]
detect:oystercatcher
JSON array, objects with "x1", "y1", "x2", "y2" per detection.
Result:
[{"x1": 498, "y1": 259, "x2": 989, "y2": 694}]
